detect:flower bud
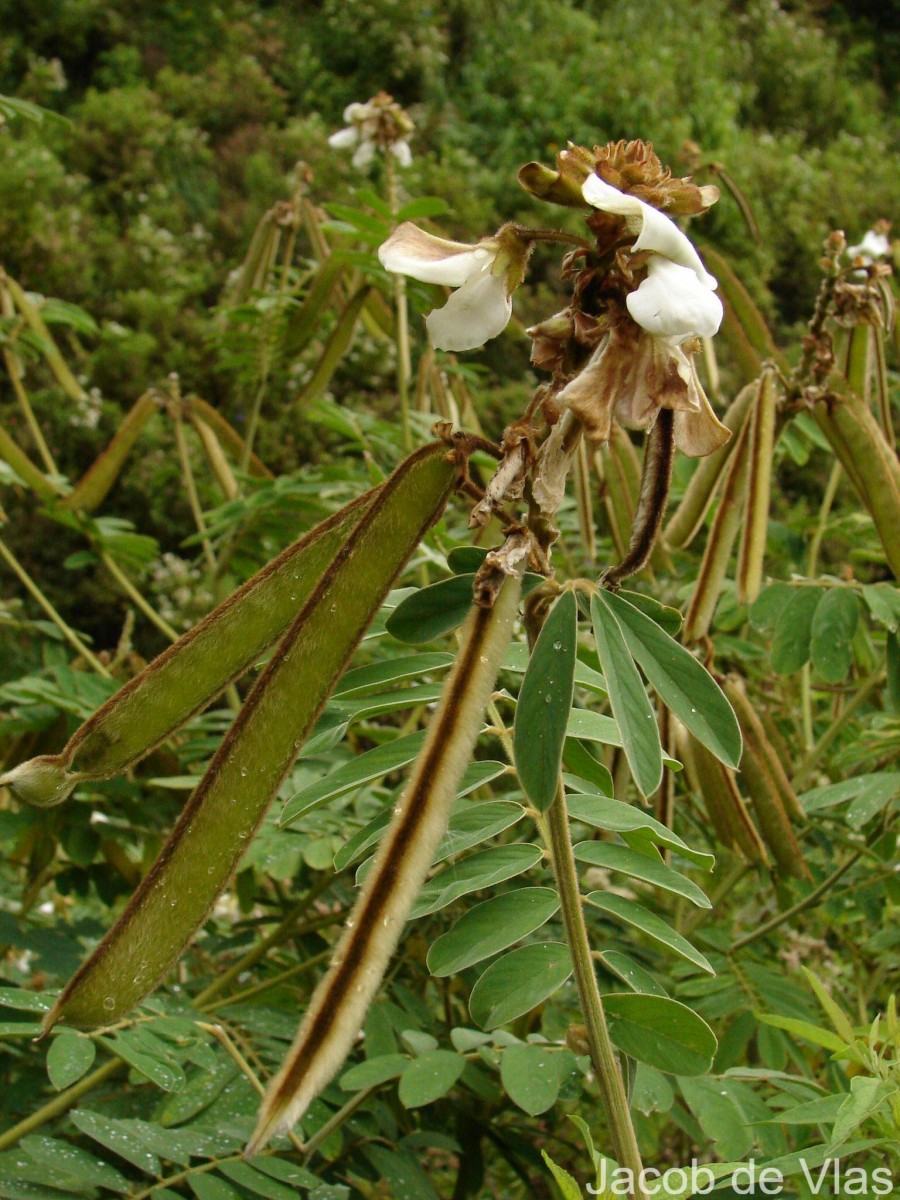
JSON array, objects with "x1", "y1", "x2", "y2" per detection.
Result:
[{"x1": 0, "y1": 755, "x2": 77, "y2": 807}]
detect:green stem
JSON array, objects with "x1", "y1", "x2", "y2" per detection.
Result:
[
  {"x1": 201, "y1": 949, "x2": 331, "y2": 1011},
  {"x1": 173, "y1": 414, "x2": 218, "y2": 577},
  {"x1": 1, "y1": 342, "x2": 60, "y2": 477},
  {"x1": 792, "y1": 662, "x2": 885, "y2": 790},
  {"x1": 539, "y1": 785, "x2": 647, "y2": 1196},
  {"x1": 193, "y1": 876, "x2": 335, "y2": 1006},
  {"x1": 729, "y1": 850, "x2": 862, "y2": 952},
  {"x1": 0, "y1": 534, "x2": 110, "y2": 677},
  {"x1": 0, "y1": 1058, "x2": 122, "y2": 1151},
  {"x1": 301, "y1": 1084, "x2": 379, "y2": 1164},
  {"x1": 239, "y1": 375, "x2": 269, "y2": 476},
  {"x1": 385, "y1": 155, "x2": 412, "y2": 450},
  {"x1": 98, "y1": 550, "x2": 179, "y2": 643}
]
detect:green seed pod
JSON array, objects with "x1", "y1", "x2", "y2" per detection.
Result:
[
  {"x1": 665, "y1": 382, "x2": 755, "y2": 550},
  {"x1": 42, "y1": 443, "x2": 458, "y2": 1032},
  {"x1": 683, "y1": 413, "x2": 752, "y2": 643},
  {"x1": 62, "y1": 392, "x2": 160, "y2": 513},
  {"x1": 736, "y1": 369, "x2": 778, "y2": 605},
  {"x1": 5, "y1": 487, "x2": 379, "y2": 802}
]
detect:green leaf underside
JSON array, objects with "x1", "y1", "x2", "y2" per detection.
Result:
[
  {"x1": 585, "y1": 892, "x2": 714, "y2": 974},
  {"x1": 602, "y1": 590, "x2": 742, "y2": 769},
  {"x1": 354, "y1": 799, "x2": 526, "y2": 882},
  {"x1": 45, "y1": 1031, "x2": 96, "y2": 1090},
  {"x1": 340, "y1": 1053, "x2": 410, "y2": 1092},
  {"x1": 411, "y1": 844, "x2": 544, "y2": 919},
  {"x1": 568, "y1": 794, "x2": 714, "y2": 870},
  {"x1": 771, "y1": 586, "x2": 825, "y2": 674},
  {"x1": 398, "y1": 1050, "x2": 466, "y2": 1108},
  {"x1": 427, "y1": 887, "x2": 560, "y2": 976},
  {"x1": 603, "y1": 993, "x2": 717, "y2": 1075},
  {"x1": 573, "y1": 842, "x2": 711, "y2": 908},
  {"x1": 810, "y1": 588, "x2": 860, "y2": 683},
  {"x1": 501, "y1": 1042, "x2": 563, "y2": 1114},
  {"x1": 514, "y1": 591, "x2": 578, "y2": 811},
  {"x1": 282, "y1": 730, "x2": 427, "y2": 824},
  {"x1": 469, "y1": 942, "x2": 573, "y2": 1029},
  {"x1": 591, "y1": 593, "x2": 663, "y2": 797}
]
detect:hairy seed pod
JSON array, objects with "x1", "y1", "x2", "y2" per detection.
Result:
[
  {"x1": 42, "y1": 444, "x2": 458, "y2": 1032},
  {"x1": 247, "y1": 573, "x2": 522, "y2": 1155},
  {"x1": 683, "y1": 410, "x2": 752, "y2": 642},
  {"x1": 736, "y1": 369, "x2": 778, "y2": 605},
  {"x1": 665, "y1": 382, "x2": 756, "y2": 550}
]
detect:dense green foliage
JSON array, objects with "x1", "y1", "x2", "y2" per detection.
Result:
[{"x1": 0, "y1": 3, "x2": 898, "y2": 1199}]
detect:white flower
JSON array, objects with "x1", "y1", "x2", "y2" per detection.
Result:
[
  {"x1": 555, "y1": 176, "x2": 728, "y2": 456},
  {"x1": 328, "y1": 97, "x2": 413, "y2": 171},
  {"x1": 581, "y1": 175, "x2": 723, "y2": 341},
  {"x1": 378, "y1": 222, "x2": 521, "y2": 351},
  {"x1": 847, "y1": 228, "x2": 891, "y2": 264}
]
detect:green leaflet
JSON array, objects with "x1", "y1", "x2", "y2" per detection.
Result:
[
  {"x1": 590, "y1": 592, "x2": 662, "y2": 798},
  {"x1": 427, "y1": 888, "x2": 560, "y2": 976},
  {"x1": 468, "y1": 942, "x2": 573, "y2": 1029},
  {"x1": 4, "y1": 483, "x2": 381, "y2": 806},
  {"x1": 513, "y1": 590, "x2": 578, "y2": 811},
  {"x1": 603, "y1": 590, "x2": 742, "y2": 770},
  {"x1": 810, "y1": 588, "x2": 860, "y2": 683},
  {"x1": 43, "y1": 443, "x2": 457, "y2": 1030},
  {"x1": 604, "y1": 993, "x2": 717, "y2": 1076}
]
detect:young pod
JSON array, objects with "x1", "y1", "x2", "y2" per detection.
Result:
[
  {"x1": 736, "y1": 369, "x2": 778, "y2": 605},
  {"x1": 41, "y1": 443, "x2": 458, "y2": 1031},
  {"x1": 682, "y1": 410, "x2": 753, "y2": 642}
]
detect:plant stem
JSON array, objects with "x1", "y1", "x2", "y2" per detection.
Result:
[
  {"x1": 194, "y1": 876, "x2": 335, "y2": 1005},
  {"x1": 98, "y1": 550, "x2": 179, "y2": 642},
  {"x1": 202, "y1": 948, "x2": 332, "y2": 1010},
  {"x1": 539, "y1": 784, "x2": 647, "y2": 1197},
  {"x1": 0, "y1": 1058, "x2": 122, "y2": 1151},
  {"x1": 0, "y1": 534, "x2": 110, "y2": 677},
  {"x1": 173, "y1": 413, "x2": 218, "y2": 576},
  {"x1": 385, "y1": 155, "x2": 412, "y2": 450},
  {"x1": 729, "y1": 849, "x2": 862, "y2": 952},
  {"x1": 301, "y1": 1084, "x2": 379, "y2": 1163},
  {"x1": 792, "y1": 661, "x2": 884, "y2": 789}
]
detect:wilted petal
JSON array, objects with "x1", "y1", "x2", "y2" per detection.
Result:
[
  {"x1": 627, "y1": 258, "x2": 723, "y2": 340},
  {"x1": 390, "y1": 140, "x2": 413, "y2": 168},
  {"x1": 673, "y1": 386, "x2": 732, "y2": 456},
  {"x1": 351, "y1": 139, "x2": 377, "y2": 170},
  {"x1": 582, "y1": 175, "x2": 717, "y2": 289},
  {"x1": 426, "y1": 268, "x2": 512, "y2": 351},
  {"x1": 328, "y1": 127, "x2": 359, "y2": 150},
  {"x1": 378, "y1": 222, "x2": 495, "y2": 287}
]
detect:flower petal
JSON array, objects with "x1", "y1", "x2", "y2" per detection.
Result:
[
  {"x1": 848, "y1": 229, "x2": 890, "y2": 261},
  {"x1": 626, "y1": 258, "x2": 723, "y2": 341},
  {"x1": 390, "y1": 140, "x2": 413, "y2": 168},
  {"x1": 582, "y1": 175, "x2": 717, "y2": 288},
  {"x1": 343, "y1": 101, "x2": 374, "y2": 123},
  {"x1": 351, "y1": 139, "x2": 377, "y2": 170},
  {"x1": 426, "y1": 268, "x2": 512, "y2": 351},
  {"x1": 328, "y1": 127, "x2": 359, "y2": 149},
  {"x1": 378, "y1": 222, "x2": 494, "y2": 286}
]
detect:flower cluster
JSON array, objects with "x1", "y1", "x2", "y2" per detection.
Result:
[
  {"x1": 328, "y1": 93, "x2": 414, "y2": 171},
  {"x1": 378, "y1": 139, "x2": 728, "y2": 455}
]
